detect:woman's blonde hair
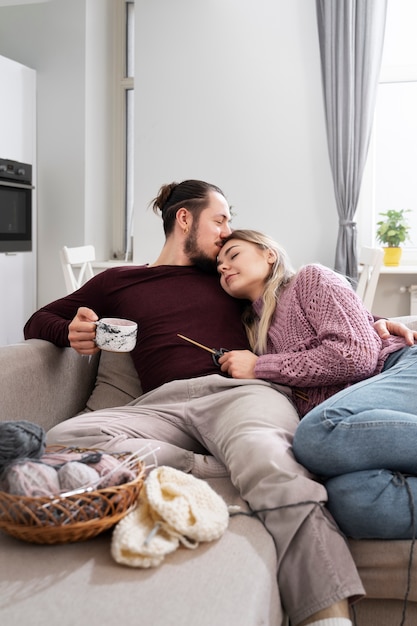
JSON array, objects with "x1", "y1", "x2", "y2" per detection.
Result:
[{"x1": 221, "y1": 229, "x2": 295, "y2": 353}]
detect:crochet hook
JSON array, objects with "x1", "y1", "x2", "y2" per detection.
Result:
[{"x1": 177, "y1": 333, "x2": 229, "y2": 366}]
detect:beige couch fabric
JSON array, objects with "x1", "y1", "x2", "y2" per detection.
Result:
[{"x1": 0, "y1": 478, "x2": 282, "y2": 626}]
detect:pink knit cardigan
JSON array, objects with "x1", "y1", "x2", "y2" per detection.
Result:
[{"x1": 253, "y1": 264, "x2": 407, "y2": 416}]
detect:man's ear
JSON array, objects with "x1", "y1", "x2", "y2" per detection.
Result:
[{"x1": 176, "y1": 208, "x2": 191, "y2": 233}]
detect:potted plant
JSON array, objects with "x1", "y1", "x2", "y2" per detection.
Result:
[{"x1": 376, "y1": 209, "x2": 412, "y2": 266}]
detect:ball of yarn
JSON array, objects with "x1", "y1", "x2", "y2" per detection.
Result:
[
  {"x1": 6, "y1": 460, "x2": 60, "y2": 497},
  {"x1": 58, "y1": 461, "x2": 101, "y2": 493},
  {"x1": 93, "y1": 454, "x2": 136, "y2": 488},
  {"x1": 0, "y1": 420, "x2": 46, "y2": 472}
]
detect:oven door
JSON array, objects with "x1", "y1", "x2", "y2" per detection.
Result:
[{"x1": 0, "y1": 180, "x2": 33, "y2": 252}]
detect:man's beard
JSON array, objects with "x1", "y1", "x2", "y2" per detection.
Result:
[{"x1": 184, "y1": 227, "x2": 218, "y2": 274}]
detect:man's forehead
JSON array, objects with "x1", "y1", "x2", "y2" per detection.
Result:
[{"x1": 202, "y1": 205, "x2": 231, "y2": 219}]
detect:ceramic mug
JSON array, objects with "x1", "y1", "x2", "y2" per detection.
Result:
[{"x1": 95, "y1": 318, "x2": 138, "y2": 352}]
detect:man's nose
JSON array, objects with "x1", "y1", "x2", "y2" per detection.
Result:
[{"x1": 220, "y1": 222, "x2": 232, "y2": 238}]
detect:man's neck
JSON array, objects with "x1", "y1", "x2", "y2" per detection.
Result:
[{"x1": 149, "y1": 241, "x2": 192, "y2": 267}]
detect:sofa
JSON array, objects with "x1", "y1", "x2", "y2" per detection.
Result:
[{"x1": 1, "y1": 319, "x2": 417, "y2": 626}]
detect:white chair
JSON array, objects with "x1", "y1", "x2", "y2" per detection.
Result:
[
  {"x1": 356, "y1": 246, "x2": 383, "y2": 311},
  {"x1": 60, "y1": 245, "x2": 96, "y2": 294}
]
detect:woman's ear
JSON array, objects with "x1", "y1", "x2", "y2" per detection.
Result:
[{"x1": 266, "y1": 248, "x2": 277, "y2": 265}]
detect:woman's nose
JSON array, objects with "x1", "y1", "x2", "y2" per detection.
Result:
[{"x1": 217, "y1": 260, "x2": 227, "y2": 274}]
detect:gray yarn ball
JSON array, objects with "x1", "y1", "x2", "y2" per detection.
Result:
[{"x1": 0, "y1": 420, "x2": 46, "y2": 472}]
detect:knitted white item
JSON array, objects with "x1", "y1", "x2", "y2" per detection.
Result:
[
  {"x1": 111, "y1": 497, "x2": 180, "y2": 568},
  {"x1": 145, "y1": 466, "x2": 229, "y2": 543},
  {"x1": 111, "y1": 466, "x2": 229, "y2": 568}
]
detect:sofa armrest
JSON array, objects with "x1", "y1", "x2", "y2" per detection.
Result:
[{"x1": 0, "y1": 339, "x2": 99, "y2": 432}]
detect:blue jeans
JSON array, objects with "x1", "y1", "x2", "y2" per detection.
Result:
[{"x1": 293, "y1": 345, "x2": 417, "y2": 539}]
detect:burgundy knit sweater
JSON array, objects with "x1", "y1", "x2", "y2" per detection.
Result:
[
  {"x1": 24, "y1": 265, "x2": 250, "y2": 394},
  {"x1": 253, "y1": 264, "x2": 407, "y2": 416}
]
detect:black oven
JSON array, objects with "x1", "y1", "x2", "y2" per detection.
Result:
[{"x1": 0, "y1": 157, "x2": 33, "y2": 253}]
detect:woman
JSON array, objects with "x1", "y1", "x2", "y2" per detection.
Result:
[{"x1": 217, "y1": 229, "x2": 417, "y2": 539}]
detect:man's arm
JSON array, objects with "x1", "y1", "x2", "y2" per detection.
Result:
[
  {"x1": 24, "y1": 272, "x2": 110, "y2": 352},
  {"x1": 373, "y1": 318, "x2": 417, "y2": 346}
]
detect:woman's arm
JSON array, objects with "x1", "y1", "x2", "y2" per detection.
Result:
[{"x1": 222, "y1": 265, "x2": 386, "y2": 387}]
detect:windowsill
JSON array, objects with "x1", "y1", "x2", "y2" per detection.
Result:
[
  {"x1": 379, "y1": 249, "x2": 417, "y2": 274},
  {"x1": 379, "y1": 265, "x2": 417, "y2": 274}
]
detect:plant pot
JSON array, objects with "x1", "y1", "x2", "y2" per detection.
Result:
[{"x1": 383, "y1": 247, "x2": 402, "y2": 266}]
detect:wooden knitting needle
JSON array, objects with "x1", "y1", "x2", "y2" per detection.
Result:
[{"x1": 177, "y1": 333, "x2": 218, "y2": 355}]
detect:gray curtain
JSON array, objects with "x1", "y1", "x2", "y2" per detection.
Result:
[{"x1": 316, "y1": 0, "x2": 387, "y2": 283}]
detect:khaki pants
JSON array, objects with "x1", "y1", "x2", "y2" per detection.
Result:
[{"x1": 47, "y1": 374, "x2": 364, "y2": 624}]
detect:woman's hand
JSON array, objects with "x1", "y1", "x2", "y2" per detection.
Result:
[
  {"x1": 68, "y1": 306, "x2": 100, "y2": 355},
  {"x1": 373, "y1": 318, "x2": 417, "y2": 346},
  {"x1": 218, "y1": 350, "x2": 259, "y2": 379}
]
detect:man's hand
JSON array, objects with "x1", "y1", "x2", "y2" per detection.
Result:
[
  {"x1": 68, "y1": 306, "x2": 100, "y2": 355},
  {"x1": 373, "y1": 318, "x2": 417, "y2": 346},
  {"x1": 218, "y1": 350, "x2": 258, "y2": 379}
]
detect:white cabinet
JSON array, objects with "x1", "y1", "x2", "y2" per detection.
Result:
[
  {"x1": 0, "y1": 55, "x2": 36, "y2": 345},
  {"x1": 0, "y1": 252, "x2": 35, "y2": 344}
]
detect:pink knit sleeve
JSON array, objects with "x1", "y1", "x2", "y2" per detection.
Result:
[{"x1": 254, "y1": 265, "x2": 383, "y2": 388}]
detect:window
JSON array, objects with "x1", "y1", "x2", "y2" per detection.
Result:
[
  {"x1": 358, "y1": 0, "x2": 417, "y2": 257},
  {"x1": 113, "y1": 0, "x2": 135, "y2": 260}
]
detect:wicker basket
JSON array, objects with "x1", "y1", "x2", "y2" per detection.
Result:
[{"x1": 0, "y1": 450, "x2": 145, "y2": 544}]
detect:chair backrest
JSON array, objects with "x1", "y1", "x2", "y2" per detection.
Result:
[
  {"x1": 60, "y1": 245, "x2": 96, "y2": 294},
  {"x1": 356, "y1": 246, "x2": 383, "y2": 311}
]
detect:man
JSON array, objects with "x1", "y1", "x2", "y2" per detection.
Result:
[{"x1": 24, "y1": 180, "x2": 415, "y2": 626}]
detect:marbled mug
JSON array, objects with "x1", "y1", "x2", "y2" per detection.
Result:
[{"x1": 95, "y1": 318, "x2": 138, "y2": 352}]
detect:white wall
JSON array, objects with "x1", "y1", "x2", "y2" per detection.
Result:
[
  {"x1": 133, "y1": 0, "x2": 338, "y2": 273},
  {"x1": 0, "y1": 0, "x2": 339, "y2": 311}
]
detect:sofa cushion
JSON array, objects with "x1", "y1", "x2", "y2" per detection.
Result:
[{"x1": 85, "y1": 351, "x2": 143, "y2": 412}]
